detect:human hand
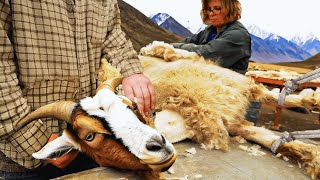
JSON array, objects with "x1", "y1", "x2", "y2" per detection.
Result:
[
  {"x1": 122, "y1": 73, "x2": 155, "y2": 116},
  {"x1": 46, "y1": 134, "x2": 78, "y2": 169}
]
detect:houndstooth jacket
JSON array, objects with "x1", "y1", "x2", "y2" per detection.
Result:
[{"x1": 0, "y1": 0, "x2": 142, "y2": 170}]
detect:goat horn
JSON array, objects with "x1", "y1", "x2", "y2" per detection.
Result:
[
  {"x1": 14, "y1": 101, "x2": 77, "y2": 130},
  {"x1": 96, "y1": 77, "x2": 123, "y2": 93}
]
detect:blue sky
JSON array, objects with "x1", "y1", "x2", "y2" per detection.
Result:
[{"x1": 124, "y1": 0, "x2": 320, "y2": 39}]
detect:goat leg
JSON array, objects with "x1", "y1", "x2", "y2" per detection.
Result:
[{"x1": 227, "y1": 123, "x2": 320, "y2": 179}]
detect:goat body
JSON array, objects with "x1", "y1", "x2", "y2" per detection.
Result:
[{"x1": 100, "y1": 41, "x2": 320, "y2": 179}]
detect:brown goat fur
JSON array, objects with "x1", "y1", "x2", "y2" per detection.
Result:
[{"x1": 278, "y1": 141, "x2": 320, "y2": 180}]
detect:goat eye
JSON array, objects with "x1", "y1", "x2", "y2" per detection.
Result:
[{"x1": 85, "y1": 133, "x2": 95, "y2": 141}]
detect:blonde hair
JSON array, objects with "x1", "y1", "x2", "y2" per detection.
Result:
[{"x1": 200, "y1": 0, "x2": 242, "y2": 25}]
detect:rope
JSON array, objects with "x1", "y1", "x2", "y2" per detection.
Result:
[
  {"x1": 271, "y1": 131, "x2": 294, "y2": 153},
  {"x1": 271, "y1": 129, "x2": 320, "y2": 154},
  {"x1": 295, "y1": 68, "x2": 320, "y2": 84},
  {"x1": 279, "y1": 68, "x2": 320, "y2": 106},
  {"x1": 291, "y1": 129, "x2": 320, "y2": 139}
]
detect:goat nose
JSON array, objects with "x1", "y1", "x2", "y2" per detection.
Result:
[
  {"x1": 146, "y1": 135, "x2": 166, "y2": 151},
  {"x1": 146, "y1": 143, "x2": 163, "y2": 151},
  {"x1": 161, "y1": 135, "x2": 166, "y2": 144}
]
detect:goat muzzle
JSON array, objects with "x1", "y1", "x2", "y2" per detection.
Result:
[{"x1": 144, "y1": 153, "x2": 177, "y2": 172}]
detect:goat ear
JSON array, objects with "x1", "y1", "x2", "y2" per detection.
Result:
[{"x1": 32, "y1": 130, "x2": 80, "y2": 160}]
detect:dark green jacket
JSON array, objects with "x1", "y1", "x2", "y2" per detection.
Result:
[{"x1": 172, "y1": 21, "x2": 251, "y2": 74}]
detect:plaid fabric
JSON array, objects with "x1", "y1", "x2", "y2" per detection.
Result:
[{"x1": 0, "y1": 0, "x2": 142, "y2": 169}]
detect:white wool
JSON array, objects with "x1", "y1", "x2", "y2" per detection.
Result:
[
  {"x1": 93, "y1": 88, "x2": 117, "y2": 111},
  {"x1": 147, "y1": 41, "x2": 174, "y2": 50},
  {"x1": 80, "y1": 88, "x2": 117, "y2": 114},
  {"x1": 246, "y1": 69, "x2": 320, "y2": 83},
  {"x1": 315, "y1": 87, "x2": 320, "y2": 98},
  {"x1": 271, "y1": 88, "x2": 280, "y2": 94},
  {"x1": 80, "y1": 97, "x2": 100, "y2": 111},
  {"x1": 140, "y1": 41, "x2": 174, "y2": 55},
  {"x1": 140, "y1": 41, "x2": 200, "y2": 60},
  {"x1": 185, "y1": 147, "x2": 197, "y2": 155},
  {"x1": 80, "y1": 88, "x2": 118, "y2": 118},
  {"x1": 154, "y1": 110, "x2": 193, "y2": 143},
  {"x1": 238, "y1": 145, "x2": 266, "y2": 156},
  {"x1": 80, "y1": 97, "x2": 107, "y2": 118},
  {"x1": 299, "y1": 88, "x2": 315, "y2": 97},
  {"x1": 173, "y1": 47, "x2": 199, "y2": 58}
]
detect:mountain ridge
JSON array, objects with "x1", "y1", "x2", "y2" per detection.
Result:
[
  {"x1": 276, "y1": 53, "x2": 320, "y2": 70},
  {"x1": 150, "y1": 13, "x2": 193, "y2": 38},
  {"x1": 118, "y1": 0, "x2": 183, "y2": 52}
]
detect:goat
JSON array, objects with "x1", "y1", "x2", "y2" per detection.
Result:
[
  {"x1": 99, "y1": 41, "x2": 320, "y2": 179},
  {"x1": 14, "y1": 85, "x2": 176, "y2": 179}
]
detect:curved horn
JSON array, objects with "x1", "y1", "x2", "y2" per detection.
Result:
[
  {"x1": 14, "y1": 101, "x2": 77, "y2": 130},
  {"x1": 96, "y1": 77, "x2": 123, "y2": 93}
]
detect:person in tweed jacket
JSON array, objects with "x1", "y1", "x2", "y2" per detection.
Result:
[{"x1": 0, "y1": 0, "x2": 155, "y2": 179}]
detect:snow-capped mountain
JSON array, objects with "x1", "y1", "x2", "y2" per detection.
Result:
[
  {"x1": 249, "y1": 26, "x2": 320, "y2": 56},
  {"x1": 267, "y1": 34, "x2": 281, "y2": 42},
  {"x1": 149, "y1": 13, "x2": 170, "y2": 26},
  {"x1": 251, "y1": 34, "x2": 312, "y2": 62},
  {"x1": 291, "y1": 33, "x2": 318, "y2": 46},
  {"x1": 302, "y1": 38, "x2": 320, "y2": 55},
  {"x1": 291, "y1": 33, "x2": 320, "y2": 55},
  {"x1": 247, "y1": 24, "x2": 272, "y2": 39},
  {"x1": 150, "y1": 13, "x2": 193, "y2": 38},
  {"x1": 245, "y1": 25, "x2": 314, "y2": 62},
  {"x1": 266, "y1": 34, "x2": 311, "y2": 59},
  {"x1": 250, "y1": 34, "x2": 287, "y2": 63},
  {"x1": 291, "y1": 35, "x2": 305, "y2": 46}
]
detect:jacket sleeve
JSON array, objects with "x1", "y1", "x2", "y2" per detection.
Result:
[
  {"x1": 172, "y1": 30, "x2": 205, "y2": 47},
  {"x1": 100, "y1": 0, "x2": 143, "y2": 77},
  {"x1": 0, "y1": 1, "x2": 50, "y2": 168},
  {"x1": 173, "y1": 29, "x2": 250, "y2": 68}
]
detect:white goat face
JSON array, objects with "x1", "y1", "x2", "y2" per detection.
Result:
[
  {"x1": 33, "y1": 88, "x2": 176, "y2": 171},
  {"x1": 81, "y1": 88, "x2": 176, "y2": 164}
]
